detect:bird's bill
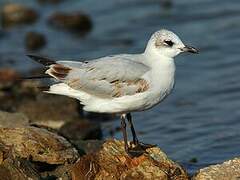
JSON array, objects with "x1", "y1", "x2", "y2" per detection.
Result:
[{"x1": 180, "y1": 46, "x2": 199, "y2": 54}]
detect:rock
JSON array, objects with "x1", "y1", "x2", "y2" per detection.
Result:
[
  {"x1": 1, "y1": 4, "x2": 38, "y2": 28},
  {"x1": 193, "y1": 158, "x2": 240, "y2": 180},
  {"x1": 59, "y1": 119, "x2": 102, "y2": 141},
  {"x1": 48, "y1": 12, "x2": 92, "y2": 34},
  {"x1": 25, "y1": 31, "x2": 46, "y2": 51},
  {"x1": 0, "y1": 158, "x2": 41, "y2": 179},
  {"x1": 0, "y1": 127, "x2": 79, "y2": 164},
  {"x1": 70, "y1": 139, "x2": 188, "y2": 180},
  {"x1": 0, "y1": 111, "x2": 29, "y2": 128},
  {"x1": 17, "y1": 94, "x2": 80, "y2": 129},
  {"x1": 0, "y1": 68, "x2": 19, "y2": 88}
]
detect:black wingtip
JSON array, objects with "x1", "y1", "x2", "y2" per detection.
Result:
[{"x1": 27, "y1": 54, "x2": 56, "y2": 66}]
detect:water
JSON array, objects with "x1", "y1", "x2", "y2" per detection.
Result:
[{"x1": 1, "y1": 0, "x2": 240, "y2": 174}]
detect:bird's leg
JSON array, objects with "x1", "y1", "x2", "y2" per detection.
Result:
[
  {"x1": 120, "y1": 114, "x2": 129, "y2": 153},
  {"x1": 126, "y1": 113, "x2": 139, "y2": 145},
  {"x1": 121, "y1": 114, "x2": 144, "y2": 157},
  {"x1": 126, "y1": 113, "x2": 156, "y2": 150}
]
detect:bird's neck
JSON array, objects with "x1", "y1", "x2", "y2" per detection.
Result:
[{"x1": 143, "y1": 50, "x2": 175, "y2": 68}]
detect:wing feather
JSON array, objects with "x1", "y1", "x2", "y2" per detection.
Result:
[{"x1": 47, "y1": 55, "x2": 150, "y2": 98}]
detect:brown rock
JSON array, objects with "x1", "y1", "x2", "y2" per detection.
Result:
[
  {"x1": 17, "y1": 94, "x2": 80, "y2": 129},
  {"x1": 48, "y1": 12, "x2": 92, "y2": 33},
  {"x1": 71, "y1": 139, "x2": 188, "y2": 180},
  {"x1": 59, "y1": 119, "x2": 102, "y2": 141},
  {"x1": 193, "y1": 158, "x2": 240, "y2": 180},
  {"x1": 0, "y1": 68, "x2": 19, "y2": 87},
  {"x1": 0, "y1": 157, "x2": 41, "y2": 180},
  {"x1": 0, "y1": 111, "x2": 29, "y2": 128},
  {"x1": 0, "y1": 127, "x2": 79, "y2": 164},
  {"x1": 25, "y1": 31, "x2": 46, "y2": 51},
  {"x1": 1, "y1": 4, "x2": 38, "y2": 28}
]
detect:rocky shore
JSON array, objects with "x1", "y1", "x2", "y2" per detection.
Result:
[
  {"x1": 0, "y1": 1, "x2": 237, "y2": 174},
  {"x1": 0, "y1": 69, "x2": 239, "y2": 180}
]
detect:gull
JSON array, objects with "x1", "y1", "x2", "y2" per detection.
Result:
[{"x1": 27, "y1": 29, "x2": 199, "y2": 157}]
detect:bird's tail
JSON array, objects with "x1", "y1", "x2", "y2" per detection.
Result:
[
  {"x1": 27, "y1": 54, "x2": 57, "y2": 66},
  {"x1": 26, "y1": 54, "x2": 72, "y2": 80}
]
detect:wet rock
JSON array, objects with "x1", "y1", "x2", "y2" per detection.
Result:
[
  {"x1": 48, "y1": 12, "x2": 92, "y2": 34},
  {"x1": 0, "y1": 111, "x2": 29, "y2": 128},
  {"x1": 193, "y1": 158, "x2": 240, "y2": 180},
  {"x1": 71, "y1": 139, "x2": 188, "y2": 180},
  {"x1": 1, "y1": 4, "x2": 38, "y2": 28},
  {"x1": 25, "y1": 31, "x2": 46, "y2": 51},
  {"x1": 59, "y1": 119, "x2": 102, "y2": 141},
  {"x1": 0, "y1": 127, "x2": 79, "y2": 164}
]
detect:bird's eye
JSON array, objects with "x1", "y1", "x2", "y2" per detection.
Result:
[{"x1": 164, "y1": 40, "x2": 174, "y2": 47}]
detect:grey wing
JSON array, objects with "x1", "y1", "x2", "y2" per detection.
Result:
[{"x1": 47, "y1": 55, "x2": 150, "y2": 98}]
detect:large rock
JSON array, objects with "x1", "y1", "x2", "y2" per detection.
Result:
[
  {"x1": 71, "y1": 139, "x2": 188, "y2": 180},
  {"x1": 193, "y1": 158, "x2": 240, "y2": 180},
  {"x1": 0, "y1": 127, "x2": 79, "y2": 164},
  {"x1": 1, "y1": 4, "x2": 38, "y2": 28},
  {"x1": 16, "y1": 93, "x2": 80, "y2": 129}
]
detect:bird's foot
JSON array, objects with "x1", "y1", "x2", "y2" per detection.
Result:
[
  {"x1": 130, "y1": 141, "x2": 157, "y2": 150},
  {"x1": 126, "y1": 147, "x2": 145, "y2": 157},
  {"x1": 126, "y1": 142, "x2": 157, "y2": 157}
]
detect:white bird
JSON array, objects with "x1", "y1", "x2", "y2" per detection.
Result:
[{"x1": 27, "y1": 29, "x2": 199, "y2": 157}]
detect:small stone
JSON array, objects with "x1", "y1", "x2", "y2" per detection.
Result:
[
  {"x1": 1, "y1": 4, "x2": 38, "y2": 28},
  {"x1": 48, "y1": 12, "x2": 92, "y2": 34},
  {"x1": 0, "y1": 127, "x2": 79, "y2": 164},
  {"x1": 193, "y1": 158, "x2": 240, "y2": 180},
  {"x1": 25, "y1": 31, "x2": 46, "y2": 51}
]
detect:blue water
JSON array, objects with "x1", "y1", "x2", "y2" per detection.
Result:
[{"x1": 1, "y1": 0, "x2": 240, "y2": 174}]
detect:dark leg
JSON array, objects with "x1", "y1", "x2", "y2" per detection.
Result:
[
  {"x1": 121, "y1": 114, "x2": 144, "y2": 157},
  {"x1": 126, "y1": 113, "x2": 139, "y2": 145},
  {"x1": 120, "y1": 114, "x2": 129, "y2": 153},
  {"x1": 126, "y1": 113, "x2": 156, "y2": 150}
]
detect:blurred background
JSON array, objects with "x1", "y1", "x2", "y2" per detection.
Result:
[{"x1": 0, "y1": 0, "x2": 240, "y2": 174}]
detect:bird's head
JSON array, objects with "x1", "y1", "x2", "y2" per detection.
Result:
[{"x1": 145, "y1": 29, "x2": 199, "y2": 58}]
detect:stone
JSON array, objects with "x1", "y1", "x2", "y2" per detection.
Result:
[
  {"x1": 1, "y1": 4, "x2": 38, "y2": 28},
  {"x1": 59, "y1": 119, "x2": 102, "y2": 141},
  {"x1": 193, "y1": 158, "x2": 240, "y2": 180},
  {"x1": 70, "y1": 139, "x2": 188, "y2": 180},
  {"x1": 48, "y1": 12, "x2": 92, "y2": 33},
  {"x1": 0, "y1": 111, "x2": 29, "y2": 128},
  {"x1": 25, "y1": 31, "x2": 46, "y2": 51},
  {"x1": 0, "y1": 68, "x2": 19, "y2": 88},
  {"x1": 17, "y1": 94, "x2": 80, "y2": 129},
  {"x1": 0, "y1": 127, "x2": 79, "y2": 164}
]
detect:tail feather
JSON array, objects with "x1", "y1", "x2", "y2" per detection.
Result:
[{"x1": 27, "y1": 54, "x2": 56, "y2": 66}]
